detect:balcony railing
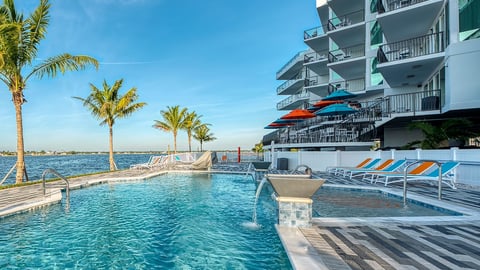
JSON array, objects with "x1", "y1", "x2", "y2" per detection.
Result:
[
  {"x1": 327, "y1": 10, "x2": 364, "y2": 31},
  {"x1": 304, "y1": 25, "x2": 327, "y2": 40},
  {"x1": 305, "y1": 75, "x2": 329, "y2": 88},
  {"x1": 377, "y1": 32, "x2": 444, "y2": 63},
  {"x1": 304, "y1": 50, "x2": 329, "y2": 64},
  {"x1": 377, "y1": 0, "x2": 429, "y2": 14},
  {"x1": 276, "y1": 72, "x2": 305, "y2": 94},
  {"x1": 329, "y1": 78, "x2": 366, "y2": 93},
  {"x1": 328, "y1": 44, "x2": 365, "y2": 63},
  {"x1": 276, "y1": 91, "x2": 311, "y2": 110},
  {"x1": 276, "y1": 50, "x2": 307, "y2": 78}
]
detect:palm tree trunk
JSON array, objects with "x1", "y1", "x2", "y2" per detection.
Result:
[
  {"x1": 109, "y1": 125, "x2": 115, "y2": 171},
  {"x1": 13, "y1": 92, "x2": 25, "y2": 184},
  {"x1": 173, "y1": 131, "x2": 177, "y2": 154},
  {"x1": 200, "y1": 140, "x2": 203, "y2": 152},
  {"x1": 188, "y1": 131, "x2": 192, "y2": 152}
]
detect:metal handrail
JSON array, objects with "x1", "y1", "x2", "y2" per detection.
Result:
[
  {"x1": 42, "y1": 168, "x2": 70, "y2": 203},
  {"x1": 402, "y1": 160, "x2": 442, "y2": 205},
  {"x1": 1, "y1": 163, "x2": 16, "y2": 185}
]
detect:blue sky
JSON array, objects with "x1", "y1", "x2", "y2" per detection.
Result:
[{"x1": 0, "y1": 0, "x2": 319, "y2": 152}]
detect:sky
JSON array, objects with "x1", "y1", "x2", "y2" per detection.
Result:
[{"x1": 0, "y1": 0, "x2": 320, "y2": 152}]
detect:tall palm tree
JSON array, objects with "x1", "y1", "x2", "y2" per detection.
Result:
[
  {"x1": 193, "y1": 125, "x2": 216, "y2": 151},
  {"x1": 74, "y1": 79, "x2": 146, "y2": 171},
  {"x1": 183, "y1": 111, "x2": 203, "y2": 152},
  {"x1": 0, "y1": 0, "x2": 98, "y2": 183},
  {"x1": 153, "y1": 105, "x2": 187, "y2": 153}
]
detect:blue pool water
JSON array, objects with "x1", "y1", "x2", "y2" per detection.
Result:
[
  {"x1": 312, "y1": 187, "x2": 462, "y2": 217},
  {"x1": 0, "y1": 174, "x2": 292, "y2": 269}
]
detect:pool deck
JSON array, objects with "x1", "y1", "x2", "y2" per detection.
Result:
[{"x1": 1, "y1": 164, "x2": 480, "y2": 269}]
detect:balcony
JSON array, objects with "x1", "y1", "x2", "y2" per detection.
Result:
[
  {"x1": 328, "y1": 0, "x2": 364, "y2": 19},
  {"x1": 304, "y1": 50, "x2": 329, "y2": 75},
  {"x1": 329, "y1": 77, "x2": 366, "y2": 94},
  {"x1": 276, "y1": 50, "x2": 307, "y2": 80},
  {"x1": 304, "y1": 25, "x2": 329, "y2": 52},
  {"x1": 376, "y1": 0, "x2": 444, "y2": 42},
  {"x1": 277, "y1": 91, "x2": 311, "y2": 110},
  {"x1": 276, "y1": 73, "x2": 305, "y2": 95},
  {"x1": 327, "y1": 44, "x2": 366, "y2": 80},
  {"x1": 304, "y1": 75, "x2": 329, "y2": 96},
  {"x1": 377, "y1": 32, "x2": 445, "y2": 87},
  {"x1": 327, "y1": 10, "x2": 365, "y2": 48}
]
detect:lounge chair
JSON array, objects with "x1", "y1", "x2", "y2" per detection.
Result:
[
  {"x1": 383, "y1": 161, "x2": 460, "y2": 189},
  {"x1": 339, "y1": 158, "x2": 382, "y2": 177},
  {"x1": 130, "y1": 156, "x2": 164, "y2": 169},
  {"x1": 362, "y1": 159, "x2": 407, "y2": 182},
  {"x1": 344, "y1": 159, "x2": 394, "y2": 179},
  {"x1": 326, "y1": 158, "x2": 373, "y2": 175},
  {"x1": 374, "y1": 161, "x2": 436, "y2": 186}
]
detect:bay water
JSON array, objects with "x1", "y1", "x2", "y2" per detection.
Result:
[{"x1": 0, "y1": 154, "x2": 151, "y2": 185}]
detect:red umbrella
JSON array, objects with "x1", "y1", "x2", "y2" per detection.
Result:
[
  {"x1": 264, "y1": 122, "x2": 295, "y2": 129},
  {"x1": 280, "y1": 109, "x2": 316, "y2": 120},
  {"x1": 313, "y1": 100, "x2": 343, "y2": 109}
]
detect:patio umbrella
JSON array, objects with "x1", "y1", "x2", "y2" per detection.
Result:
[
  {"x1": 312, "y1": 100, "x2": 344, "y2": 109},
  {"x1": 322, "y1": 89, "x2": 356, "y2": 101},
  {"x1": 273, "y1": 118, "x2": 303, "y2": 124},
  {"x1": 315, "y1": 103, "x2": 357, "y2": 116},
  {"x1": 280, "y1": 109, "x2": 316, "y2": 120},
  {"x1": 264, "y1": 122, "x2": 295, "y2": 129}
]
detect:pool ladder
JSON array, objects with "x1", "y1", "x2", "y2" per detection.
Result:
[
  {"x1": 42, "y1": 168, "x2": 70, "y2": 204},
  {"x1": 402, "y1": 160, "x2": 442, "y2": 205}
]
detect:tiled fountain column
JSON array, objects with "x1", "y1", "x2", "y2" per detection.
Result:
[{"x1": 276, "y1": 197, "x2": 313, "y2": 227}]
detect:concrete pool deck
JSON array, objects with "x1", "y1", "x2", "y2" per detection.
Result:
[{"x1": 1, "y1": 165, "x2": 480, "y2": 269}]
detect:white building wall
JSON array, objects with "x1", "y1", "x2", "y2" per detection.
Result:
[{"x1": 444, "y1": 39, "x2": 480, "y2": 111}]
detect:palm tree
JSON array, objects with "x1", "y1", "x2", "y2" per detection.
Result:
[
  {"x1": 0, "y1": 0, "x2": 98, "y2": 183},
  {"x1": 252, "y1": 142, "x2": 264, "y2": 159},
  {"x1": 153, "y1": 105, "x2": 187, "y2": 153},
  {"x1": 74, "y1": 79, "x2": 146, "y2": 170},
  {"x1": 183, "y1": 111, "x2": 203, "y2": 152},
  {"x1": 193, "y1": 125, "x2": 216, "y2": 151}
]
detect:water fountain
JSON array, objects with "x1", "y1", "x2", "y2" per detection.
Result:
[
  {"x1": 242, "y1": 177, "x2": 268, "y2": 230},
  {"x1": 266, "y1": 165, "x2": 325, "y2": 227}
]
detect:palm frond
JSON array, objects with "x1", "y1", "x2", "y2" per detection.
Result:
[{"x1": 27, "y1": 54, "x2": 98, "y2": 80}]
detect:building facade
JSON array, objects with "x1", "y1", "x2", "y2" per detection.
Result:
[{"x1": 263, "y1": 0, "x2": 480, "y2": 151}]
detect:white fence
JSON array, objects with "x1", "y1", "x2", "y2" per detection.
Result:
[{"x1": 264, "y1": 148, "x2": 480, "y2": 187}]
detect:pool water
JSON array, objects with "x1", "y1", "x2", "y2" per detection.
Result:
[
  {"x1": 0, "y1": 174, "x2": 292, "y2": 269},
  {"x1": 312, "y1": 187, "x2": 462, "y2": 218}
]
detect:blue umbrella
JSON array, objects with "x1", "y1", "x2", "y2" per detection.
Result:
[
  {"x1": 315, "y1": 103, "x2": 357, "y2": 116},
  {"x1": 322, "y1": 89, "x2": 356, "y2": 101}
]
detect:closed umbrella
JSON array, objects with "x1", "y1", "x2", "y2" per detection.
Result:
[
  {"x1": 315, "y1": 103, "x2": 357, "y2": 116},
  {"x1": 322, "y1": 89, "x2": 356, "y2": 101}
]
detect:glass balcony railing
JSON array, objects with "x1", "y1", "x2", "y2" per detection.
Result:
[
  {"x1": 304, "y1": 75, "x2": 329, "y2": 88},
  {"x1": 276, "y1": 73, "x2": 305, "y2": 94},
  {"x1": 377, "y1": 0, "x2": 429, "y2": 14},
  {"x1": 328, "y1": 44, "x2": 365, "y2": 63},
  {"x1": 276, "y1": 91, "x2": 310, "y2": 110},
  {"x1": 377, "y1": 32, "x2": 445, "y2": 63},
  {"x1": 327, "y1": 10, "x2": 364, "y2": 31},
  {"x1": 303, "y1": 50, "x2": 329, "y2": 64},
  {"x1": 329, "y1": 78, "x2": 366, "y2": 93},
  {"x1": 304, "y1": 25, "x2": 327, "y2": 40},
  {"x1": 276, "y1": 50, "x2": 307, "y2": 78}
]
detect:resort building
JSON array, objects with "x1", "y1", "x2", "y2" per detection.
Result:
[{"x1": 263, "y1": 0, "x2": 480, "y2": 151}]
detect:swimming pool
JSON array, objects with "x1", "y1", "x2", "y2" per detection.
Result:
[
  {"x1": 312, "y1": 186, "x2": 463, "y2": 218},
  {"x1": 0, "y1": 173, "x2": 292, "y2": 269}
]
